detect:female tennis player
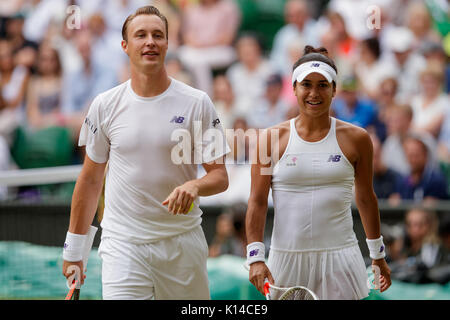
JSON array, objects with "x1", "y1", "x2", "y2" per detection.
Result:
[{"x1": 245, "y1": 46, "x2": 391, "y2": 300}]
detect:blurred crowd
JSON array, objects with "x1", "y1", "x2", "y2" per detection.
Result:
[{"x1": 0, "y1": 0, "x2": 449, "y2": 283}]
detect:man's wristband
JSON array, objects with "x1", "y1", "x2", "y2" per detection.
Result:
[
  {"x1": 366, "y1": 236, "x2": 386, "y2": 260},
  {"x1": 63, "y1": 232, "x2": 87, "y2": 262},
  {"x1": 246, "y1": 242, "x2": 265, "y2": 265}
]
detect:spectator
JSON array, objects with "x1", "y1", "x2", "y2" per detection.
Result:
[
  {"x1": 178, "y1": 0, "x2": 240, "y2": 95},
  {"x1": 321, "y1": 10, "x2": 357, "y2": 60},
  {"x1": 209, "y1": 203, "x2": 247, "y2": 258},
  {"x1": 389, "y1": 207, "x2": 443, "y2": 284},
  {"x1": 384, "y1": 27, "x2": 427, "y2": 104},
  {"x1": 381, "y1": 104, "x2": 414, "y2": 176},
  {"x1": 423, "y1": 214, "x2": 450, "y2": 284},
  {"x1": 87, "y1": 13, "x2": 128, "y2": 78},
  {"x1": 410, "y1": 61, "x2": 449, "y2": 138},
  {"x1": 153, "y1": 0, "x2": 182, "y2": 51},
  {"x1": 226, "y1": 33, "x2": 274, "y2": 116},
  {"x1": 22, "y1": 0, "x2": 67, "y2": 44},
  {"x1": 212, "y1": 74, "x2": 238, "y2": 130},
  {"x1": 394, "y1": 208, "x2": 441, "y2": 273},
  {"x1": 61, "y1": 29, "x2": 118, "y2": 139},
  {"x1": 374, "y1": 76, "x2": 399, "y2": 123},
  {"x1": 165, "y1": 52, "x2": 194, "y2": 86},
  {"x1": 279, "y1": 38, "x2": 304, "y2": 109},
  {"x1": 391, "y1": 134, "x2": 449, "y2": 203},
  {"x1": 50, "y1": 14, "x2": 83, "y2": 79},
  {"x1": 420, "y1": 41, "x2": 450, "y2": 94},
  {"x1": 437, "y1": 108, "x2": 450, "y2": 163},
  {"x1": 354, "y1": 37, "x2": 392, "y2": 100},
  {"x1": 370, "y1": 133, "x2": 404, "y2": 200},
  {"x1": 405, "y1": 1, "x2": 442, "y2": 48},
  {"x1": 4, "y1": 13, "x2": 39, "y2": 54},
  {"x1": 326, "y1": 0, "x2": 389, "y2": 41},
  {"x1": 25, "y1": 43, "x2": 63, "y2": 129},
  {"x1": 247, "y1": 73, "x2": 290, "y2": 129},
  {"x1": 270, "y1": 0, "x2": 318, "y2": 76},
  {"x1": 0, "y1": 92, "x2": 12, "y2": 199},
  {"x1": 0, "y1": 40, "x2": 29, "y2": 144},
  {"x1": 331, "y1": 74, "x2": 378, "y2": 129},
  {"x1": 102, "y1": 0, "x2": 149, "y2": 34},
  {"x1": 436, "y1": 216, "x2": 450, "y2": 266}
]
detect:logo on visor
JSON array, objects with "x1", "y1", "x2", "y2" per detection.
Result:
[{"x1": 311, "y1": 63, "x2": 320, "y2": 67}]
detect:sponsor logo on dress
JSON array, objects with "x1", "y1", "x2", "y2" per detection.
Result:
[
  {"x1": 327, "y1": 155, "x2": 341, "y2": 162},
  {"x1": 286, "y1": 156, "x2": 298, "y2": 167}
]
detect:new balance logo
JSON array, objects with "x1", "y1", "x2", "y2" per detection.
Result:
[
  {"x1": 170, "y1": 116, "x2": 185, "y2": 124},
  {"x1": 327, "y1": 155, "x2": 341, "y2": 162},
  {"x1": 311, "y1": 63, "x2": 320, "y2": 67},
  {"x1": 249, "y1": 249, "x2": 259, "y2": 257}
]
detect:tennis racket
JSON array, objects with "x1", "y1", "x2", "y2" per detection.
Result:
[
  {"x1": 65, "y1": 225, "x2": 98, "y2": 300},
  {"x1": 244, "y1": 262, "x2": 319, "y2": 300},
  {"x1": 263, "y1": 281, "x2": 319, "y2": 300}
]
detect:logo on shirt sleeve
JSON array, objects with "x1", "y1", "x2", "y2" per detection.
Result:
[
  {"x1": 212, "y1": 118, "x2": 220, "y2": 127},
  {"x1": 84, "y1": 117, "x2": 97, "y2": 134}
]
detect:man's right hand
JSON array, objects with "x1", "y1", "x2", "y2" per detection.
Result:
[
  {"x1": 249, "y1": 261, "x2": 274, "y2": 295},
  {"x1": 62, "y1": 260, "x2": 85, "y2": 287}
]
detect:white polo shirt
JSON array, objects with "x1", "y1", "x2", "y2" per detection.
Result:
[{"x1": 79, "y1": 78, "x2": 230, "y2": 243}]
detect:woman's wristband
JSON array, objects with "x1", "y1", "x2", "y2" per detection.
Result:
[
  {"x1": 366, "y1": 236, "x2": 386, "y2": 260},
  {"x1": 246, "y1": 242, "x2": 266, "y2": 265}
]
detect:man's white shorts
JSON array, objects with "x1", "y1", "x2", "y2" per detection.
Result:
[{"x1": 98, "y1": 226, "x2": 210, "y2": 300}]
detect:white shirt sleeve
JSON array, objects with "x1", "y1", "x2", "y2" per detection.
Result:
[
  {"x1": 78, "y1": 94, "x2": 110, "y2": 163},
  {"x1": 195, "y1": 93, "x2": 231, "y2": 164}
]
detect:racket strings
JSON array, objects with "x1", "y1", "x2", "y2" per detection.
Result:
[
  {"x1": 279, "y1": 287, "x2": 316, "y2": 300},
  {"x1": 269, "y1": 286, "x2": 318, "y2": 300}
]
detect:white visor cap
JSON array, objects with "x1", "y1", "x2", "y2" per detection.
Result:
[{"x1": 292, "y1": 61, "x2": 337, "y2": 85}]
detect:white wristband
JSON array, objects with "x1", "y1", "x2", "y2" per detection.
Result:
[
  {"x1": 366, "y1": 236, "x2": 386, "y2": 260},
  {"x1": 63, "y1": 232, "x2": 87, "y2": 262},
  {"x1": 246, "y1": 242, "x2": 265, "y2": 265}
]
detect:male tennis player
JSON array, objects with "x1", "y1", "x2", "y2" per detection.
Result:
[{"x1": 62, "y1": 6, "x2": 230, "y2": 299}]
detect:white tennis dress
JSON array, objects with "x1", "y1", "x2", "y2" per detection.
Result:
[{"x1": 268, "y1": 117, "x2": 369, "y2": 300}]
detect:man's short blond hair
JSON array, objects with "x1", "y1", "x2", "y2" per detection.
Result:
[{"x1": 121, "y1": 6, "x2": 168, "y2": 41}]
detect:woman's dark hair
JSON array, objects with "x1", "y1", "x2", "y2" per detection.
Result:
[{"x1": 292, "y1": 45, "x2": 338, "y2": 87}]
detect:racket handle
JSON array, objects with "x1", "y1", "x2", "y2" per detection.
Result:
[
  {"x1": 263, "y1": 280, "x2": 270, "y2": 300},
  {"x1": 73, "y1": 289, "x2": 80, "y2": 300}
]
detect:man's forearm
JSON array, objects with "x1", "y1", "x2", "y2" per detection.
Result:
[
  {"x1": 68, "y1": 176, "x2": 104, "y2": 235},
  {"x1": 195, "y1": 167, "x2": 228, "y2": 197}
]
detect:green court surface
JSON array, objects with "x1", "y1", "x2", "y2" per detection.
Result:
[{"x1": 1, "y1": 242, "x2": 449, "y2": 300}]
